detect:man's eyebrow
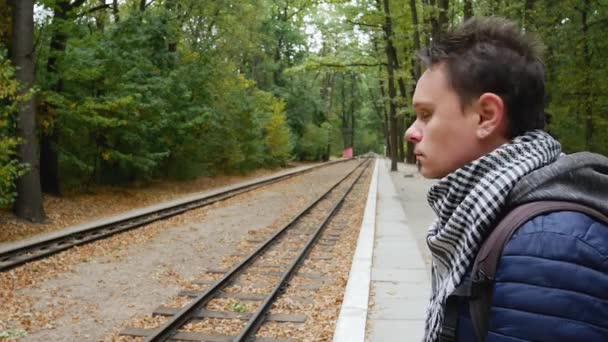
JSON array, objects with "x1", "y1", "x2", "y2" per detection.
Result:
[{"x1": 413, "y1": 100, "x2": 433, "y2": 109}]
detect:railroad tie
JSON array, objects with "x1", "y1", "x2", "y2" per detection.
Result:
[
  {"x1": 152, "y1": 306, "x2": 307, "y2": 323},
  {"x1": 178, "y1": 290, "x2": 314, "y2": 304},
  {"x1": 121, "y1": 328, "x2": 291, "y2": 342}
]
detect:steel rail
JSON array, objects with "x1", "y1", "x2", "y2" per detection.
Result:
[
  {"x1": 236, "y1": 158, "x2": 371, "y2": 341},
  {"x1": 142, "y1": 159, "x2": 371, "y2": 341},
  {"x1": 0, "y1": 159, "x2": 351, "y2": 272}
]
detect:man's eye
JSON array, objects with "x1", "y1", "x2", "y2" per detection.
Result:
[{"x1": 418, "y1": 112, "x2": 431, "y2": 121}]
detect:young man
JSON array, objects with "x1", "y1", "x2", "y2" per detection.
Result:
[{"x1": 405, "y1": 17, "x2": 608, "y2": 341}]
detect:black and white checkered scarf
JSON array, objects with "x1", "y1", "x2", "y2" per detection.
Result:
[{"x1": 424, "y1": 130, "x2": 561, "y2": 341}]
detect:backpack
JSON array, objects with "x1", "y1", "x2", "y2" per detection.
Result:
[{"x1": 439, "y1": 201, "x2": 608, "y2": 342}]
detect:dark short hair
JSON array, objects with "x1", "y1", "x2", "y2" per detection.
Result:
[{"x1": 418, "y1": 16, "x2": 546, "y2": 138}]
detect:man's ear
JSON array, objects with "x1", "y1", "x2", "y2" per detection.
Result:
[{"x1": 476, "y1": 93, "x2": 505, "y2": 139}]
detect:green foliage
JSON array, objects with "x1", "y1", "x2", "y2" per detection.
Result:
[
  {"x1": 256, "y1": 92, "x2": 292, "y2": 166},
  {"x1": 0, "y1": 48, "x2": 28, "y2": 208},
  {"x1": 42, "y1": 0, "x2": 608, "y2": 198},
  {"x1": 265, "y1": 102, "x2": 292, "y2": 165},
  {"x1": 0, "y1": 2, "x2": 11, "y2": 45},
  {"x1": 538, "y1": 0, "x2": 608, "y2": 156},
  {"x1": 277, "y1": 72, "x2": 323, "y2": 138},
  {"x1": 442, "y1": 0, "x2": 608, "y2": 156},
  {"x1": 24, "y1": 0, "x2": 605, "y2": 199},
  {"x1": 355, "y1": 81, "x2": 385, "y2": 154},
  {"x1": 40, "y1": 12, "x2": 176, "y2": 187},
  {"x1": 33, "y1": 6, "x2": 294, "y2": 188},
  {"x1": 298, "y1": 123, "x2": 331, "y2": 161}
]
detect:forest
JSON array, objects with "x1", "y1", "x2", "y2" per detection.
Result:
[{"x1": 1, "y1": 0, "x2": 607, "y2": 222}]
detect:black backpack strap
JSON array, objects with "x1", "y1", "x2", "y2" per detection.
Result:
[
  {"x1": 439, "y1": 296, "x2": 459, "y2": 342},
  {"x1": 469, "y1": 201, "x2": 608, "y2": 342},
  {"x1": 439, "y1": 276, "x2": 472, "y2": 341}
]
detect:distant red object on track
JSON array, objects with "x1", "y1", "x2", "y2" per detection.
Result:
[{"x1": 342, "y1": 147, "x2": 353, "y2": 159}]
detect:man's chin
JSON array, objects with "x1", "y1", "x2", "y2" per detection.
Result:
[
  {"x1": 417, "y1": 162, "x2": 444, "y2": 179},
  {"x1": 417, "y1": 161, "x2": 430, "y2": 178}
]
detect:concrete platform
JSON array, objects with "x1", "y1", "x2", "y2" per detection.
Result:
[{"x1": 334, "y1": 158, "x2": 437, "y2": 342}]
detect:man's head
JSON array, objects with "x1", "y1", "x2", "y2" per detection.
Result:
[{"x1": 405, "y1": 17, "x2": 546, "y2": 179}]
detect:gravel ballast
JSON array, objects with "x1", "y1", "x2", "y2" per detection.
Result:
[
  {"x1": 112, "y1": 161, "x2": 374, "y2": 341},
  {"x1": 0, "y1": 160, "x2": 363, "y2": 341}
]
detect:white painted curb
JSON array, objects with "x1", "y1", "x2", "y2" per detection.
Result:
[{"x1": 333, "y1": 158, "x2": 379, "y2": 342}]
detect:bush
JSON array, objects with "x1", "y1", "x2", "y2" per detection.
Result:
[
  {"x1": 0, "y1": 48, "x2": 27, "y2": 208},
  {"x1": 298, "y1": 123, "x2": 330, "y2": 161},
  {"x1": 264, "y1": 101, "x2": 292, "y2": 166}
]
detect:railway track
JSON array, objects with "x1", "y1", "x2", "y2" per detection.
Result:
[
  {"x1": 0, "y1": 159, "x2": 354, "y2": 273},
  {"x1": 118, "y1": 158, "x2": 373, "y2": 341}
]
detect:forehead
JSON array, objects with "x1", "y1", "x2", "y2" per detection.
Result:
[{"x1": 412, "y1": 64, "x2": 452, "y2": 106}]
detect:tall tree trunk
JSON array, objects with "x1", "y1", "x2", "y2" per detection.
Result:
[
  {"x1": 379, "y1": 77, "x2": 391, "y2": 157},
  {"x1": 41, "y1": 0, "x2": 70, "y2": 195},
  {"x1": 165, "y1": 0, "x2": 181, "y2": 53},
  {"x1": 321, "y1": 73, "x2": 332, "y2": 118},
  {"x1": 397, "y1": 116, "x2": 405, "y2": 162},
  {"x1": 425, "y1": 0, "x2": 450, "y2": 41},
  {"x1": 9, "y1": 0, "x2": 45, "y2": 222},
  {"x1": 383, "y1": 22, "x2": 409, "y2": 107},
  {"x1": 581, "y1": 0, "x2": 593, "y2": 150},
  {"x1": 463, "y1": 0, "x2": 473, "y2": 20},
  {"x1": 438, "y1": 0, "x2": 449, "y2": 34},
  {"x1": 340, "y1": 72, "x2": 349, "y2": 148},
  {"x1": 274, "y1": 36, "x2": 283, "y2": 86},
  {"x1": 409, "y1": 0, "x2": 422, "y2": 80},
  {"x1": 381, "y1": 2, "x2": 410, "y2": 166},
  {"x1": 350, "y1": 72, "x2": 356, "y2": 153},
  {"x1": 41, "y1": 0, "x2": 87, "y2": 194},
  {"x1": 272, "y1": 4, "x2": 290, "y2": 88},
  {"x1": 140, "y1": 0, "x2": 146, "y2": 12},
  {"x1": 425, "y1": 0, "x2": 440, "y2": 41},
  {"x1": 407, "y1": 0, "x2": 422, "y2": 164},
  {"x1": 395, "y1": 74, "x2": 409, "y2": 163},
  {"x1": 372, "y1": 39, "x2": 391, "y2": 157},
  {"x1": 367, "y1": 85, "x2": 384, "y2": 129},
  {"x1": 113, "y1": 0, "x2": 119, "y2": 22},
  {"x1": 523, "y1": 0, "x2": 535, "y2": 30},
  {"x1": 320, "y1": 71, "x2": 335, "y2": 158},
  {"x1": 379, "y1": 0, "x2": 399, "y2": 171}
]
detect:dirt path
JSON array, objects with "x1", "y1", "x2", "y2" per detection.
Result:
[{"x1": 0, "y1": 161, "x2": 359, "y2": 341}]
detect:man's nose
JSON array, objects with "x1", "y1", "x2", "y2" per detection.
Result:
[{"x1": 405, "y1": 122, "x2": 422, "y2": 143}]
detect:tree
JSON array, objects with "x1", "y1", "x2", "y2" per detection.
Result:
[
  {"x1": 40, "y1": 0, "x2": 89, "y2": 194},
  {"x1": 0, "y1": 48, "x2": 28, "y2": 209},
  {"x1": 0, "y1": 0, "x2": 10, "y2": 45},
  {"x1": 9, "y1": 0, "x2": 45, "y2": 221},
  {"x1": 2, "y1": 0, "x2": 603, "y2": 225},
  {"x1": 378, "y1": 0, "x2": 400, "y2": 171},
  {"x1": 464, "y1": 0, "x2": 473, "y2": 19},
  {"x1": 423, "y1": 0, "x2": 449, "y2": 42}
]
